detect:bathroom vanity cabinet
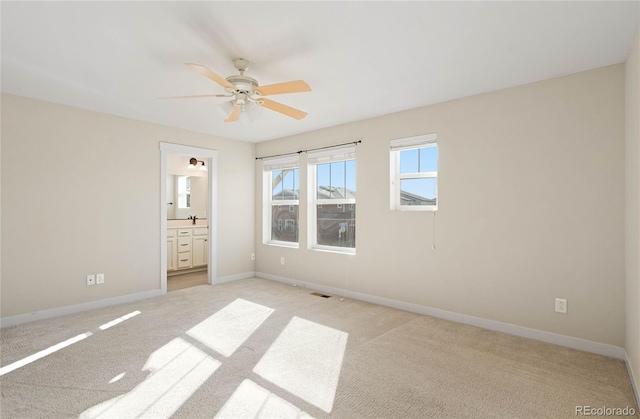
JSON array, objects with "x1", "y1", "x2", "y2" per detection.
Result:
[{"x1": 167, "y1": 226, "x2": 208, "y2": 272}]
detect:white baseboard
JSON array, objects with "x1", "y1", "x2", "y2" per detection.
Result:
[
  {"x1": 0, "y1": 289, "x2": 164, "y2": 328},
  {"x1": 626, "y1": 350, "x2": 640, "y2": 408},
  {"x1": 1, "y1": 271, "x2": 257, "y2": 328},
  {"x1": 215, "y1": 271, "x2": 256, "y2": 285},
  {"x1": 256, "y1": 272, "x2": 625, "y2": 360}
]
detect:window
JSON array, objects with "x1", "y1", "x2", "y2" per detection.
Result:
[
  {"x1": 390, "y1": 134, "x2": 438, "y2": 211},
  {"x1": 263, "y1": 156, "x2": 299, "y2": 246},
  {"x1": 177, "y1": 176, "x2": 191, "y2": 209},
  {"x1": 308, "y1": 146, "x2": 356, "y2": 252}
]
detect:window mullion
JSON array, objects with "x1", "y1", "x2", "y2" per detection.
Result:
[
  {"x1": 316, "y1": 199, "x2": 354, "y2": 205},
  {"x1": 272, "y1": 200, "x2": 299, "y2": 206},
  {"x1": 344, "y1": 161, "x2": 347, "y2": 195}
]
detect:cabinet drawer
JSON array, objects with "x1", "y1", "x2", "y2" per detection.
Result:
[
  {"x1": 167, "y1": 229, "x2": 176, "y2": 238},
  {"x1": 177, "y1": 229, "x2": 192, "y2": 237},
  {"x1": 178, "y1": 237, "x2": 192, "y2": 252},
  {"x1": 193, "y1": 227, "x2": 208, "y2": 236},
  {"x1": 177, "y1": 254, "x2": 192, "y2": 268}
]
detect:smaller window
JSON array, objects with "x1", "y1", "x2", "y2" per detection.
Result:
[{"x1": 390, "y1": 134, "x2": 438, "y2": 211}]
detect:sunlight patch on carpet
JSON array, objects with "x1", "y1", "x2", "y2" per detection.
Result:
[
  {"x1": 187, "y1": 299, "x2": 274, "y2": 357},
  {"x1": 253, "y1": 316, "x2": 348, "y2": 413},
  {"x1": 80, "y1": 338, "x2": 220, "y2": 419},
  {"x1": 215, "y1": 379, "x2": 313, "y2": 419},
  {"x1": 99, "y1": 311, "x2": 141, "y2": 330},
  {"x1": 108, "y1": 372, "x2": 126, "y2": 383},
  {"x1": 0, "y1": 332, "x2": 93, "y2": 376}
]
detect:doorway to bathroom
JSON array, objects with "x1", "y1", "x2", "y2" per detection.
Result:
[{"x1": 160, "y1": 143, "x2": 218, "y2": 293}]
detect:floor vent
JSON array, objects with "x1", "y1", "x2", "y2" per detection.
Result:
[{"x1": 310, "y1": 292, "x2": 331, "y2": 298}]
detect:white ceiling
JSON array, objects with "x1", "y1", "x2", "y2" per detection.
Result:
[{"x1": 2, "y1": 2, "x2": 638, "y2": 143}]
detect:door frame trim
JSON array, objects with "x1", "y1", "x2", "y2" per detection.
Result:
[{"x1": 160, "y1": 142, "x2": 218, "y2": 292}]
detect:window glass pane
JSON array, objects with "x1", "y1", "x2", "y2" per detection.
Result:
[
  {"x1": 330, "y1": 161, "x2": 345, "y2": 197},
  {"x1": 400, "y1": 149, "x2": 419, "y2": 174},
  {"x1": 272, "y1": 170, "x2": 283, "y2": 200},
  {"x1": 272, "y1": 169, "x2": 299, "y2": 200},
  {"x1": 346, "y1": 160, "x2": 356, "y2": 197},
  {"x1": 317, "y1": 164, "x2": 330, "y2": 199},
  {"x1": 282, "y1": 169, "x2": 293, "y2": 191},
  {"x1": 271, "y1": 204, "x2": 299, "y2": 243},
  {"x1": 400, "y1": 178, "x2": 437, "y2": 206},
  {"x1": 293, "y1": 168, "x2": 299, "y2": 196},
  {"x1": 419, "y1": 146, "x2": 438, "y2": 172},
  {"x1": 317, "y1": 204, "x2": 356, "y2": 248}
]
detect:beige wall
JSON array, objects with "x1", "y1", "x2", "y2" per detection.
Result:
[
  {"x1": 1, "y1": 93, "x2": 255, "y2": 318},
  {"x1": 626, "y1": 23, "x2": 640, "y2": 395},
  {"x1": 256, "y1": 64, "x2": 626, "y2": 347}
]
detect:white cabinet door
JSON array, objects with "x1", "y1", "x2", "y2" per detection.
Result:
[
  {"x1": 167, "y1": 238, "x2": 177, "y2": 271},
  {"x1": 193, "y1": 236, "x2": 208, "y2": 267}
]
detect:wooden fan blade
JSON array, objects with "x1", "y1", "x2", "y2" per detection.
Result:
[
  {"x1": 253, "y1": 80, "x2": 311, "y2": 96},
  {"x1": 159, "y1": 94, "x2": 230, "y2": 100},
  {"x1": 185, "y1": 63, "x2": 235, "y2": 90},
  {"x1": 258, "y1": 98, "x2": 307, "y2": 120},
  {"x1": 225, "y1": 104, "x2": 241, "y2": 122}
]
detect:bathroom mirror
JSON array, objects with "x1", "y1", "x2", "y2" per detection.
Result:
[{"x1": 166, "y1": 154, "x2": 208, "y2": 220}]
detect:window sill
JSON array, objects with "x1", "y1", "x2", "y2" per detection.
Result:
[
  {"x1": 310, "y1": 245, "x2": 356, "y2": 255},
  {"x1": 266, "y1": 241, "x2": 299, "y2": 249},
  {"x1": 396, "y1": 206, "x2": 438, "y2": 212}
]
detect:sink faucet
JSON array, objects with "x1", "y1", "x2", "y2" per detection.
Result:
[{"x1": 192, "y1": 215, "x2": 197, "y2": 225}]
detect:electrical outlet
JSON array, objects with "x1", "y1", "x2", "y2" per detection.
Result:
[
  {"x1": 555, "y1": 298, "x2": 567, "y2": 314},
  {"x1": 280, "y1": 257, "x2": 285, "y2": 265},
  {"x1": 87, "y1": 274, "x2": 95, "y2": 286},
  {"x1": 96, "y1": 273, "x2": 105, "y2": 284},
  {"x1": 251, "y1": 253, "x2": 256, "y2": 261}
]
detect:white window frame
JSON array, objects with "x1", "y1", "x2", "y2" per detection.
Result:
[
  {"x1": 390, "y1": 133, "x2": 438, "y2": 211},
  {"x1": 308, "y1": 146, "x2": 356, "y2": 254},
  {"x1": 263, "y1": 155, "x2": 300, "y2": 248}
]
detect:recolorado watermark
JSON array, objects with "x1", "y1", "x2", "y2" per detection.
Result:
[{"x1": 575, "y1": 406, "x2": 636, "y2": 416}]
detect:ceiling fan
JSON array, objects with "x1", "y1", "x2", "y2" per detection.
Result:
[{"x1": 163, "y1": 58, "x2": 311, "y2": 123}]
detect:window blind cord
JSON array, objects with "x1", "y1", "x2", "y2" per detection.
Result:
[{"x1": 340, "y1": 254, "x2": 353, "y2": 302}]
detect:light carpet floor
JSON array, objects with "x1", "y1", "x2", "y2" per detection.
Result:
[{"x1": 1, "y1": 278, "x2": 637, "y2": 418}]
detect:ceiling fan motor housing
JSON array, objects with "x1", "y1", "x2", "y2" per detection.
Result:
[{"x1": 225, "y1": 75, "x2": 259, "y2": 94}]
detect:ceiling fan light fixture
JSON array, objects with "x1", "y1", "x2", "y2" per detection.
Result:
[
  {"x1": 243, "y1": 101, "x2": 264, "y2": 123},
  {"x1": 217, "y1": 100, "x2": 235, "y2": 119}
]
